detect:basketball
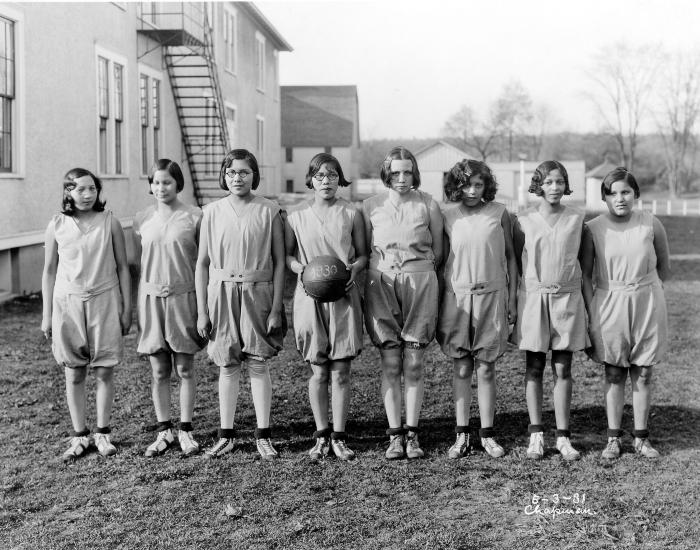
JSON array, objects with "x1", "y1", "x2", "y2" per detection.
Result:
[{"x1": 301, "y1": 255, "x2": 350, "y2": 302}]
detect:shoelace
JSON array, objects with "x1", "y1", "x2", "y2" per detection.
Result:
[
  {"x1": 483, "y1": 438, "x2": 500, "y2": 452},
  {"x1": 209, "y1": 438, "x2": 231, "y2": 454},
  {"x1": 334, "y1": 440, "x2": 351, "y2": 454},
  {"x1": 406, "y1": 435, "x2": 420, "y2": 450},
  {"x1": 452, "y1": 434, "x2": 467, "y2": 449},
  {"x1": 258, "y1": 438, "x2": 276, "y2": 455}
]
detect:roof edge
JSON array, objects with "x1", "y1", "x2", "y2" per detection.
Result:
[{"x1": 239, "y1": 2, "x2": 293, "y2": 52}]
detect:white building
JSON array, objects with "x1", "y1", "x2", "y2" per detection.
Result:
[{"x1": 0, "y1": 1, "x2": 291, "y2": 298}]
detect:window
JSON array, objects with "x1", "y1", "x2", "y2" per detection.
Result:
[
  {"x1": 223, "y1": 8, "x2": 237, "y2": 74},
  {"x1": 138, "y1": 69, "x2": 162, "y2": 175},
  {"x1": 96, "y1": 47, "x2": 126, "y2": 176},
  {"x1": 255, "y1": 32, "x2": 265, "y2": 92},
  {"x1": 224, "y1": 104, "x2": 236, "y2": 149},
  {"x1": 0, "y1": 16, "x2": 14, "y2": 172},
  {"x1": 286, "y1": 179, "x2": 294, "y2": 193},
  {"x1": 285, "y1": 147, "x2": 292, "y2": 163},
  {"x1": 256, "y1": 116, "x2": 264, "y2": 164}
]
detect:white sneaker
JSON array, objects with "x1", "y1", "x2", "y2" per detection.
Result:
[
  {"x1": 385, "y1": 434, "x2": 405, "y2": 460},
  {"x1": 145, "y1": 428, "x2": 175, "y2": 458},
  {"x1": 94, "y1": 433, "x2": 117, "y2": 457},
  {"x1": 178, "y1": 430, "x2": 200, "y2": 456},
  {"x1": 405, "y1": 431, "x2": 424, "y2": 459},
  {"x1": 256, "y1": 438, "x2": 279, "y2": 461},
  {"x1": 634, "y1": 437, "x2": 660, "y2": 459},
  {"x1": 601, "y1": 437, "x2": 621, "y2": 460},
  {"x1": 556, "y1": 436, "x2": 581, "y2": 461},
  {"x1": 331, "y1": 438, "x2": 356, "y2": 461},
  {"x1": 63, "y1": 435, "x2": 90, "y2": 463},
  {"x1": 204, "y1": 437, "x2": 235, "y2": 459},
  {"x1": 526, "y1": 432, "x2": 544, "y2": 460},
  {"x1": 481, "y1": 437, "x2": 505, "y2": 458},
  {"x1": 308, "y1": 437, "x2": 330, "y2": 460},
  {"x1": 448, "y1": 432, "x2": 469, "y2": 460}
]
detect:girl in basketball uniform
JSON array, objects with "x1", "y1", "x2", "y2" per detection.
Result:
[
  {"x1": 581, "y1": 167, "x2": 669, "y2": 459},
  {"x1": 285, "y1": 153, "x2": 367, "y2": 461},
  {"x1": 363, "y1": 146, "x2": 443, "y2": 460},
  {"x1": 512, "y1": 160, "x2": 586, "y2": 461},
  {"x1": 438, "y1": 160, "x2": 517, "y2": 459},
  {"x1": 41, "y1": 168, "x2": 132, "y2": 462},
  {"x1": 133, "y1": 159, "x2": 204, "y2": 458},
  {"x1": 195, "y1": 149, "x2": 286, "y2": 460}
]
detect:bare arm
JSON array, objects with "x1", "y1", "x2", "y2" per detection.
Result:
[
  {"x1": 111, "y1": 217, "x2": 132, "y2": 335},
  {"x1": 266, "y1": 214, "x2": 286, "y2": 333},
  {"x1": 512, "y1": 215, "x2": 524, "y2": 276},
  {"x1": 195, "y1": 214, "x2": 211, "y2": 339},
  {"x1": 428, "y1": 200, "x2": 444, "y2": 268},
  {"x1": 362, "y1": 201, "x2": 373, "y2": 260},
  {"x1": 501, "y1": 209, "x2": 518, "y2": 324},
  {"x1": 131, "y1": 216, "x2": 142, "y2": 283},
  {"x1": 284, "y1": 217, "x2": 304, "y2": 275},
  {"x1": 347, "y1": 208, "x2": 368, "y2": 290},
  {"x1": 41, "y1": 222, "x2": 59, "y2": 339},
  {"x1": 580, "y1": 224, "x2": 595, "y2": 317},
  {"x1": 652, "y1": 216, "x2": 671, "y2": 282}
]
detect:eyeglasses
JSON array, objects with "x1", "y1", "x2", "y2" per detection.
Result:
[
  {"x1": 390, "y1": 170, "x2": 413, "y2": 180},
  {"x1": 225, "y1": 169, "x2": 253, "y2": 179},
  {"x1": 313, "y1": 172, "x2": 339, "y2": 182}
]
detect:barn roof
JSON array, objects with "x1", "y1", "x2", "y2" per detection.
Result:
[{"x1": 281, "y1": 86, "x2": 358, "y2": 147}]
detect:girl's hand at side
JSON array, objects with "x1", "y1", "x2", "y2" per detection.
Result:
[
  {"x1": 507, "y1": 297, "x2": 517, "y2": 325},
  {"x1": 345, "y1": 261, "x2": 363, "y2": 291},
  {"x1": 266, "y1": 309, "x2": 284, "y2": 335},
  {"x1": 197, "y1": 313, "x2": 212, "y2": 340},
  {"x1": 41, "y1": 317, "x2": 52, "y2": 340},
  {"x1": 290, "y1": 261, "x2": 305, "y2": 276},
  {"x1": 120, "y1": 308, "x2": 132, "y2": 336}
]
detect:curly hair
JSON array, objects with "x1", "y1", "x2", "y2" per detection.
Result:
[
  {"x1": 379, "y1": 146, "x2": 421, "y2": 189},
  {"x1": 61, "y1": 168, "x2": 106, "y2": 216},
  {"x1": 443, "y1": 159, "x2": 498, "y2": 203},
  {"x1": 529, "y1": 160, "x2": 571, "y2": 196},
  {"x1": 218, "y1": 149, "x2": 261, "y2": 191},
  {"x1": 600, "y1": 166, "x2": 640, "y2": 200},
  {"x1": 305, "y1": 153, "x2": 352, "y2": 189}
]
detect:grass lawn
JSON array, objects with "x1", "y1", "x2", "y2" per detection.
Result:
[{"x1": 1, "y1": 216, "x2": 699, "y2": 549}]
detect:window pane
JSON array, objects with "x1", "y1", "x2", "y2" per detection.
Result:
[
  {"x1": 98, "y1": 57, "x2": 109, "y2": 118},
  {"x1": 152, "y1": 79, "x2": 160, "y2": 129},
  {"x1": 115, "y1": 121, "x2": 122, "y2": 174},
  {"x1": 114, "y1": 64, "x2": 123, "y2": 121},
  {"x1": 140, "y1": 74, "x2": 149, "y2": 127},
  {"x1": 0, "y1": 97, "x2": 11, "y2": 171}
]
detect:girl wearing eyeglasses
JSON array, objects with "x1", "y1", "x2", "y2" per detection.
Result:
[
  {"x1": 195, "y1": 149, "x2": 287, "y2": 460},
  {"x1": 363, "y1": 146, "x2": 444, "y2": 460},
  {"x1": 285, "y1": 153, "x2": 367, "y2": 461}
]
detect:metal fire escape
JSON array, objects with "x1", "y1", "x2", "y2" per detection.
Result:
[{"x1": 138, "y1": 2, "x2": 229, "y2": 206}]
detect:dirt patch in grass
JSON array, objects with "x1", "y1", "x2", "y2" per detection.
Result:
[{"x1": 1, "y1": 219, "x2": 699, "y2": 549}]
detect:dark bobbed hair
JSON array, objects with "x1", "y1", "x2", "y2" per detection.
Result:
[
  {"x1": 61, "y1": 168, "x2": 106, "y2": 216},
  {"x1": 444, "y1": 159, "x2": 498, "y2": 203},
  {"x1": 379, "y1": 146, "x2": 421, "y2": 189},
  {"x1": 600, "y1": 167, "x2": 641, "y2": 200},
  {"x1": 148, "y1": 158, "x2": 185, "y2": 193},
  {"x1": 304, "y1": 153, "x2": 352, "y2": 189},
  {"x1": 218, "y1": 149, "x2": 261, "y2": 191},
  {"x1": 529, "y1": 160, "x2": 572, "y2": 196}
]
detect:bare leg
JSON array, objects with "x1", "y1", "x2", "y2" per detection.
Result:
[
  {"x1": 219, "y1": 364, "x2": 241, "y2": 429},
  {"x1": 65, "y1": 366, "x2": 88, "y2": 432},
  {"x1": 604, "y1": 364, "x2": 627, "y2": 430},
  {"x1": 308, "y1": 363, "x2": 330, "y2": 431},
  {"x1": 403, "y1": 347, "x2": 425, "y2": 428},
  {"x1": 149, "y1": 352, "x2": 172, "y2": 422},
  {"x1": 380, "y1": 348, "x2": 403, "y2": 428},
  {"x1": 93, "y1": 366, "x2": 115, "y2": 429},
  {"x1": 551, "y1": 351, "x2": 573, "y2": 430},
  {"x1": 453, "y1": 357, "x2": 474, "y2": 426},
  {"x1": 248, "y1": 359, "x2": 272, "y2": 429},
  {"x1": 630, "y1": 365, "x2": 653, "y2": 431},
  {"x1": 174, "y1": 353, "x2": 195, "y2": 423},
  {"x1": 329, "y1": 360, "x2": 351, "y2": 432},
  {"x1": 475, "y1": 359, "x2": 496, "y2": 428},
  {"x1": 525, "y1": 351, "x2": 546, "y2": 425}
]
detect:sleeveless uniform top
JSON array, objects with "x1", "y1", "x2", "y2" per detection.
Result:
[
  {"x1": 518, "y1": 206, "x2": 584, "y2": 292},
  {"x1": 202, "y1": 195, "x2": 280, "y2": 282},
  {"x1": 51, "y1": 210, "x2": 118, "y2": 298},
  {"x1": 363, "y1": 190, "x2": 436, "y2": 272},
  {"x1": 443, "y1": 201, "x2": 507, "y2": 294},
  {"x1": 134, "y1": 204, "x2": 202, "y2": 294},
  {"x1": 286, "y1": 198, "x2": 357, "y2": 264}
]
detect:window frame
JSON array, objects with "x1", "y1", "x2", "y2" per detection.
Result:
[
  {"x1": 0, "y1": 6, "x2": 23, "y2": 178},
  {"x1": 137, "y1": 64, "x2": 163, "y2": 177},
  {"x1": 255, "y1": 32, "x2": 265, "y2": 92},
  {"x1": 223, "y1": 6, "x2": 238, "y2": 75},
  {"x1": 95, "y1": 45, "x2": 128, "y2": 178}
]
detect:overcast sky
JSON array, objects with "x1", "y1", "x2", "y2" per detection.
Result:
[{"x1": 257, "y1": 0, "x2": 700, "y2": 140}]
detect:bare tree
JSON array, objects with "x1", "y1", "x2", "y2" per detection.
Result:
[
  {"x1": 442, "y1": 105, "x2": 501, "y2": 161},
  {"x1": 657, "y1": 49, "x2": 700, "y2": 197},
  {"x1": 492, "y1": 80, "x2": 533, "y2": 161},
  {"x1": 587, "y1": 42, "x2": 663, "y2": 171},
  {"x1": 529, "y1": 103, "x2": 555, "y2": 161}
]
